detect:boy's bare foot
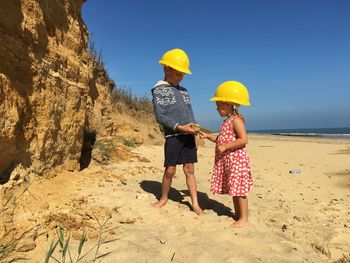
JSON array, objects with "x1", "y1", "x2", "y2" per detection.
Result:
[
  {"x1": 152, "y1": 199, "x2": 167, "y2": 208},
  {"x1": 230, "y1": 220, "x2": 249, "y2": 228},
  {"x1": 232, "y1": 214, "x2": 239, "y2": 221},
  {"x1": 192, "y1": 206, "x2": 205, "y2": 215}
]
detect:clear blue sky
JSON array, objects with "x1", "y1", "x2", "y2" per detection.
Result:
[{"x1": 82, "y1": 0, "x2": 350, "y2": 131}]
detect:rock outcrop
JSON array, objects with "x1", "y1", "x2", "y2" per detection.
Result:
[{"x1": 0, "y1": 0, "x2": 113, "y2": 180}]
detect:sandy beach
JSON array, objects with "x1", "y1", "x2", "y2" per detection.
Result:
[
  {"x1": 2, "y1": 1, "x2": 350, "y2": 263},
  {"x1": 4, "y1": 135, "x2": 349, "y2": 262}
]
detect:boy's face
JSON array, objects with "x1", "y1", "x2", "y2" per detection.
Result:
[{"x1": 164, "y1": 67, "x2": 184, "y2": 86}]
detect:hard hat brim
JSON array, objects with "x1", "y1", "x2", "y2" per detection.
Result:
[
  {"x1": 210, "y1": 97, "x2": 250, "y2": 106},
  {"x1": 159, "y1": 60, "x2": 192, "y2": 74}
]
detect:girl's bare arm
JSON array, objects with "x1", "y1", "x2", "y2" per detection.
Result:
[{"x1": 198, "y1": 131, "x2": 218, "y2": 143}]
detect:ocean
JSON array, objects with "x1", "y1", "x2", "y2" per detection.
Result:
[{"x1": 248, "y1": 127, "x2": 350, "y2": 139}]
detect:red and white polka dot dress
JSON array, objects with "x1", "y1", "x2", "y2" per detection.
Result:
[{"x1": 211, "y1": 115, "x2": 253, "y2": 196}]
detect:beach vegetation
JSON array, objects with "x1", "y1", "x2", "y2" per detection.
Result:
[
  {"x1": 93, "y1": 139, "x2": 115, "y2": 159},
  {"x1": 122, "y1": 138, "x2": 136, "y2": 148},
  {"x1": 0, "y1": 181, "x2": 33, "y2": 262},
  {"x1": 45, "y1": 216, "x2": 118, "y2": 263},
  {"x1": 89, "y1": 38, "x2": 153, "y2": 116}
]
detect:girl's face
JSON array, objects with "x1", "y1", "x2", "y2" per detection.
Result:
[{"x1": 215, "y1": 102, "x2": 233, "y2": 117}]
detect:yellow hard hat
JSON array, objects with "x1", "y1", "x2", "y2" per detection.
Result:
[
  {"x1": 210, "y1": 81, "x2": 251, "y2": 106},
  {"x1": 159, "y1": 48, "x2": 192, "y2": 74}
]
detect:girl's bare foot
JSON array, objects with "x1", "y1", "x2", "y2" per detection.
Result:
[
  {"x1": 231, "y1": 219, "x2": 249, "y2": 228},
  {"x1": 152, "y1": 199, "x2": 167, "y2": 208},
  {"x1": 192, "y1": 206, "x2": 205, "y2": 215}
]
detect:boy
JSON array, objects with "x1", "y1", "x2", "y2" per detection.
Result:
[{"x1": 151, "y1": 48, "x2": 204, "y2": 215}]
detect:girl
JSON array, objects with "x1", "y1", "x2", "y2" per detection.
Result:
[{"x1": 200, "y1": 81, "x2": 253, "y2": 228}]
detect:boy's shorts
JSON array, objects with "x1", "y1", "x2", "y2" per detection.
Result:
[{"x1": 164, "y1": 134, "x2": 197, "y2": 167}]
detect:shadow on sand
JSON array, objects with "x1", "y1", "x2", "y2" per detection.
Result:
[{"x1": 140, "y1": 180, "x2": 235, "y2": 218}]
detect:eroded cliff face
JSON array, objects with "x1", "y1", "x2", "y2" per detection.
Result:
[{"x1": 0, "y1": 0, "x2": 112, "y2": 179}]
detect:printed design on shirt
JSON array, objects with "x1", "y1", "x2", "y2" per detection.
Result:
[
  {"x1": 180, "y1": 90, "x2": 191, "y2": 104},
  {"x1": 154, "y1": 87, "x2": 176, "y2": 105}
]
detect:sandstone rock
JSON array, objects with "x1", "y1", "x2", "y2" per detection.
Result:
[
  {"x1": 0, "y1": 0, "x2": 114, "y2": 180},
  {"x1": 134, "y1": 136, "x2": 144, "y2": 146},
  {"x1": 16, "y1": 239, "x2": 36, "y2": 252},
  {"x1": 63, "y1": 160, "x2": 78, "y2": 172}
]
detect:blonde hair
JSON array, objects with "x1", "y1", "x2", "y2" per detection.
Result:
[{"x1": 232, "y1": 103, "x2": 245, "y2": 123}]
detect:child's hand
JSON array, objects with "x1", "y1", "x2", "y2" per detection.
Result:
[
  {"x1": 199, "y1": 131, "x2": 218, "y2": 142},
  {"x1": 177, "y1": 123, "x2": 197, "y2": 134},
  {"x1": 190, "y1": 123, "x2": 201, "y2": 133},
  {"x1": 198, "y1": 131, "x2": 208, "y2": 139},
  {"x1": 217, "y1": 144, "x2": 226, "y2": 153}
]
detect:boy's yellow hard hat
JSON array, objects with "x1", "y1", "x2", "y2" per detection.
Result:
[
  {"x1": 210, "y1": 81, "x2": 251, "y2": 106},
  {"x1": 159, "y1": 48, "x2": 192, "y2": 74}
]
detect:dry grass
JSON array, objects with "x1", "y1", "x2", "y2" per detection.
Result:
[
  {"x1": 45, "y1": 216, "x2": 120, "y2": 263},
  {"x1": 89, "y1": 38, "x2": 153, "y2": 116},
  {"x1": 0, "y1": 179, "x2": 33, "y2": 262},
  {"x1": 111, "y1": 87, "x2": 153, "y2": 115}
]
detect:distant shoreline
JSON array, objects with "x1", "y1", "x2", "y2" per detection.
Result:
[
  {"x1": 248, "y1": 132, "x2": 350, "y2": 140},
  {"x1": 247, "y1": 127, "x2": 350, "y2": 140},
  {"x1": 246, "y1": 134, "x2": 350, "y2": 147}
]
